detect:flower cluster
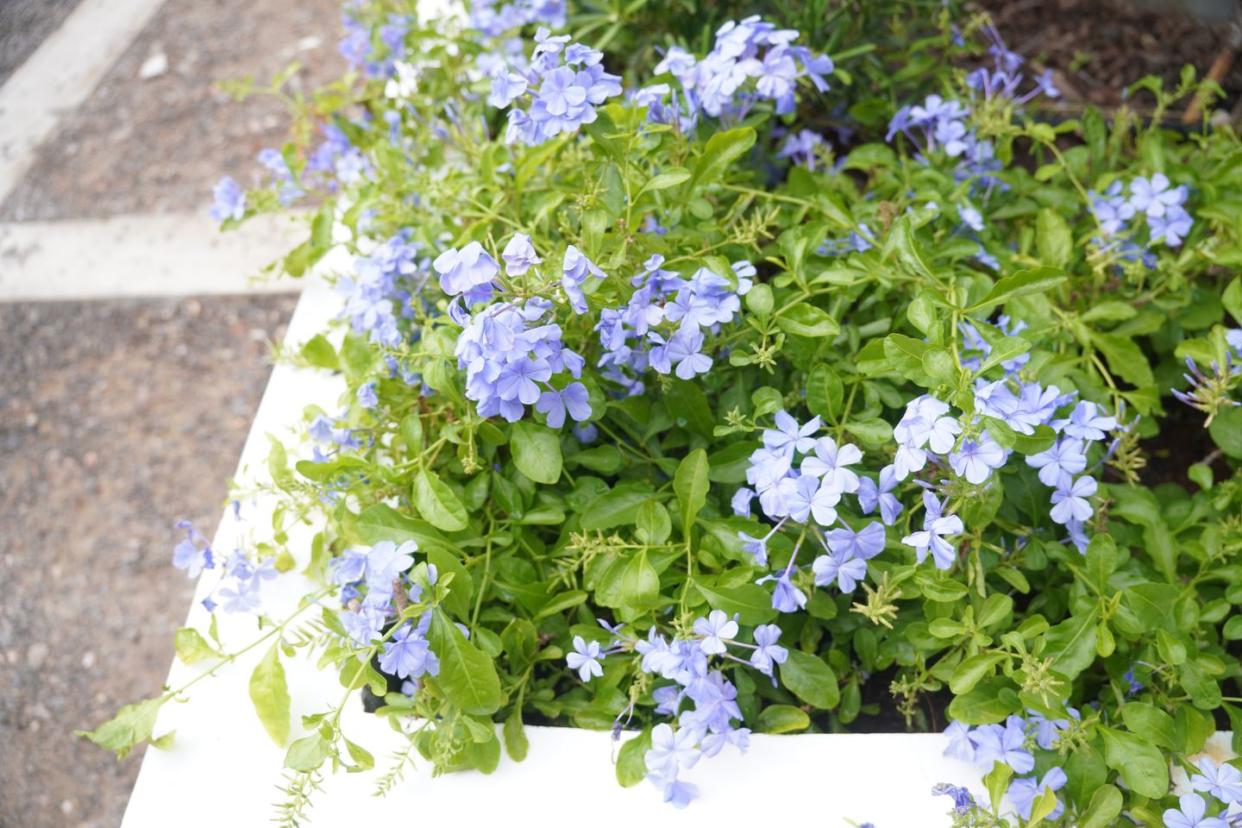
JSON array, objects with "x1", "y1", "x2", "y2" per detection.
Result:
[
  {"x1": 964, "y1": 25, "x2": 1060, "y2": 107},
  {"x1": 1090, "y1": 173, "x2": 1194, "y2": 250},
  {"x1": 339, "y1": 8, "x2": 410, "y2": 78},
  {"x1": 1166, "y1": 758, "x2": 1242, "y2": 828},
  {"x1": 256, "y1": 148, "x2": 303, "y2": 206},
  {"x1": 209, "y1": 176, "x2": 245, "y2": 222},
  {"x1": 567, "y1": 611, "x2": 790, "y2": 808},
  {"x1": 439, "y1": 235, "x2": 599, "y2": 425},
  {"x1": 172, "y1": 520, "x2": 215, "y2": 578},
  {"x1": 468, "y1": 0, "x2": 565, "y2": 38},
  {"x1": 453, "y1": 297, "x2": 589, "y2": 425},
  {"x1": 490, "y1": 30, "x2": 622, "y2": 145},
  {"x1": 1174, "y1": 353, "x2": 1241, "y2": 423},
  {"x1": 329, "y1": 540, "x2": 441, "y2": 692},
  {"x1": 307, "y1": 123, "x2": 372, "y2": 189},
  {"x1": 338, "y1": 231, "x2": 430, "y2": 348},
  {"x1": 596, "y1": 256, "x2": 745, "y2": 394},
  {"x1": 642, "y1": 15, "x2": 833, "y2": 125},
  {"x1": 945, "y1": 711, "x2": 1078, "y2": 821},
  {"x1": 733, "y1": 412, "x2": 891, "y2": 610},
  {"x1": 886, "y1": 94, "x2": 999, "y2": 182},
  {"x1": 888, "y1": 31, "x2": 1056, "y2": 190},
  {"x1": 172, "y1": 513, "x2": 279, "y2": 616}
]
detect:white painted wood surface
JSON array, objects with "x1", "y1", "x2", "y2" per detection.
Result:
[{"x1": 120, "y1": 273, "x2": 986, "y2": 827}]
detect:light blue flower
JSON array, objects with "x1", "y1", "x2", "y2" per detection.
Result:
[
  {"x1": 1163, "y1": 793, "x2": 1228, "y2": 828},
  {"x1": 567, "y1": 636, "x2": 604, "y2": 681}
]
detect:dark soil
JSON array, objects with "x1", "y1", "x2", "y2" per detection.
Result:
[{"x1": 976, "y1": 0, "x2": 1242, "y2": 113}]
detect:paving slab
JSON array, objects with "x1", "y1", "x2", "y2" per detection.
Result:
[
  {"x1": 0, "y1": 0, "x2": 342, "y2": 222},
  {"x1": 0, "y1": 0, "x2": 85, "y2": 86},
  {"x1": 0, "y1": 213, "x2": 308, "y2": 301}
]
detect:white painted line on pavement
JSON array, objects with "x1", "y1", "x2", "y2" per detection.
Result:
[
  {"x1": 0, "y1": 213, "x2": 309, "y2": 301},
  {"x1": 0, "y1": 0, "x2": 169, "y2": 202}
]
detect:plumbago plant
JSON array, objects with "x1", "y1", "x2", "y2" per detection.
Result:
[{"x1": 83, "y1": 1, "x2": 1242, "y2": 825}]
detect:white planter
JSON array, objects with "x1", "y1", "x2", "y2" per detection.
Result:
[{"x1": 120, "y1": 274, "x2": 990, "y2": 827}]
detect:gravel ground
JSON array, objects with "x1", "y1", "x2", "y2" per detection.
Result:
[
  {"x1": 0, "y1": 0, "x2": 85, "y2": 86},
  {"x1": 0, "y1": 294, "x2": 297, "y2": 828},
  {"x1": 0, "y1": 0, "x2": 342, "y2": 222}
]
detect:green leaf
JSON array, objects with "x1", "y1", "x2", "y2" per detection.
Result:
[
  {"x1": 907, "y1": 291, "x2": 938, "y2": 335},
  {"x1": 401, "y1": 414, "x2": 424, "y2": 452},
  {"x1": 596, "y1": 550, "x2": 661, "y2": 610},
  {"x1": 1028, "y1": 786, "x2": 1059, "y2": 824},
  {"x1": 413, "y1": 469, "x2": 469, "y2": 532},
  {"x1": 665, "y1": 381, "x2": 715, "y2": 439},
  {"x1": 510, "y1": 421, "x2": 563, "y2": 484},
  {"x1": 77, "y1": 697, "x2": 165, "y2": 759},
  {"x1": 950, "y1": 653, "x2": 1006, "y2": 694},
  {"x1": 688, "y1": 126, "x2": 756, "y2": 191},
  {"x1": 1120, "y1": 702, "x2": 1178, "y2": 750},
  {"x1": 616, "y1": 730, "x2": 651, "y2": 787},
  {"x1": 300, "y1": 334, "x2": 338, "y2": 370},
  {"x1": 947, "y1": 679, "x2": 1018, "y2": 724},
  {"x1": 1079, "y1": 785, "x2": 1123, "y2": 828},
  {"x1": 285, "y1": 733, "x2": 332, "y2": 772},
  {"x1": 639, "y1": 167, "x2": 691, "y2": 195},
  {"x1": 745, "y1": 283, "x2": 774, "y2": 317},
  {"x1": 425, "y1": 545, "x2": 475, "y2": 620},
  {"x1": 967, "y1": 266, "x2": 1066, "y2": 312},
  {"x1": 533, "y1": 589, "x2": 587, "y2": 619},
  {"x1": 1100, "y1": 726, "x2": 1169, "y2": 798},
  {"x1": 427, "y1": 609, "x2": 503, "y2": 716},
  {"x1": 343, "y1": 737, "x2": 374, "y2": 771},
  {"x1": 756, "y1": 705, "x2": 811, "y2": 733},
  {"x1": 1124, "y1": 583, "x2": 1179, "y2": 630},
  {"x1": 355, "y1": 504, "x2": 455, "y2": 554},
  {"x1": 695, "y1": 582, "x2": 778, "y2": 625},
  {"x1": 1143, "y1": 520, "x2": 1179, "y2": 583},
  {"x1": 503, "y1": 710, "x2": 529, "y2": 762},
  {"x1": 579, "y1": 485, "x2": 652, "y2": 530},
  {"x1": 674, "y1": 449, "x2": 710, "y2": 538},
  {"x1": 843, "y1": 418, "x2": 893, "y2": 447},
  {"x1": 635, "y1": 500, "x2": 672, "y2": 544},
  {"x1": 984, "y1": 761, "x2": 1013, "y2": 816},
  {"x1": 249, "y1": 643, "x2": 291, "y2": 747},
  {"x1": 1223, "y1": 276, "x2": 1242, "y2": 323},
  {"x1": 780, "y1": 650, "x2": 839, "y2": 709},
  {"x1": 572, "y1": 445, "x2": 623, "y2": 474},
  {"x1": 1044, "y1": 610, "x2": 1099, "y2": 679},
  {"x1": 976, "y1": 336, "x2": 1030, "y2": 376},
  {"x1": 1091, "y1": 331, "x2": 1155, "y2": 389},
  {"x1": 1036, "y1": 208, "x2": 1073, "y2": 269},
  {"x1": 174, "y1": 627, "x2": 221, "y2": 665},
  {"x1": 1210, "y1": 406, "x2": 1242, "y2": 458},
  {"x1": 806, "y1": 363, "x2": 845, "y2": 420},
  {"x1": 267, "y1": 435, "x2": 292, "y2": 486},
  {"x1": 775, "y1": 303, "x2": 840, "y2": 338},
  {"x1": 1084, "y1": 534, "x2": 1118, "y2": 592}
]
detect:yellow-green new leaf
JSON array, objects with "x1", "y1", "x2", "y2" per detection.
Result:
[{"x1": 249, "y1": 642, "x2": 291, "y2": 747}]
